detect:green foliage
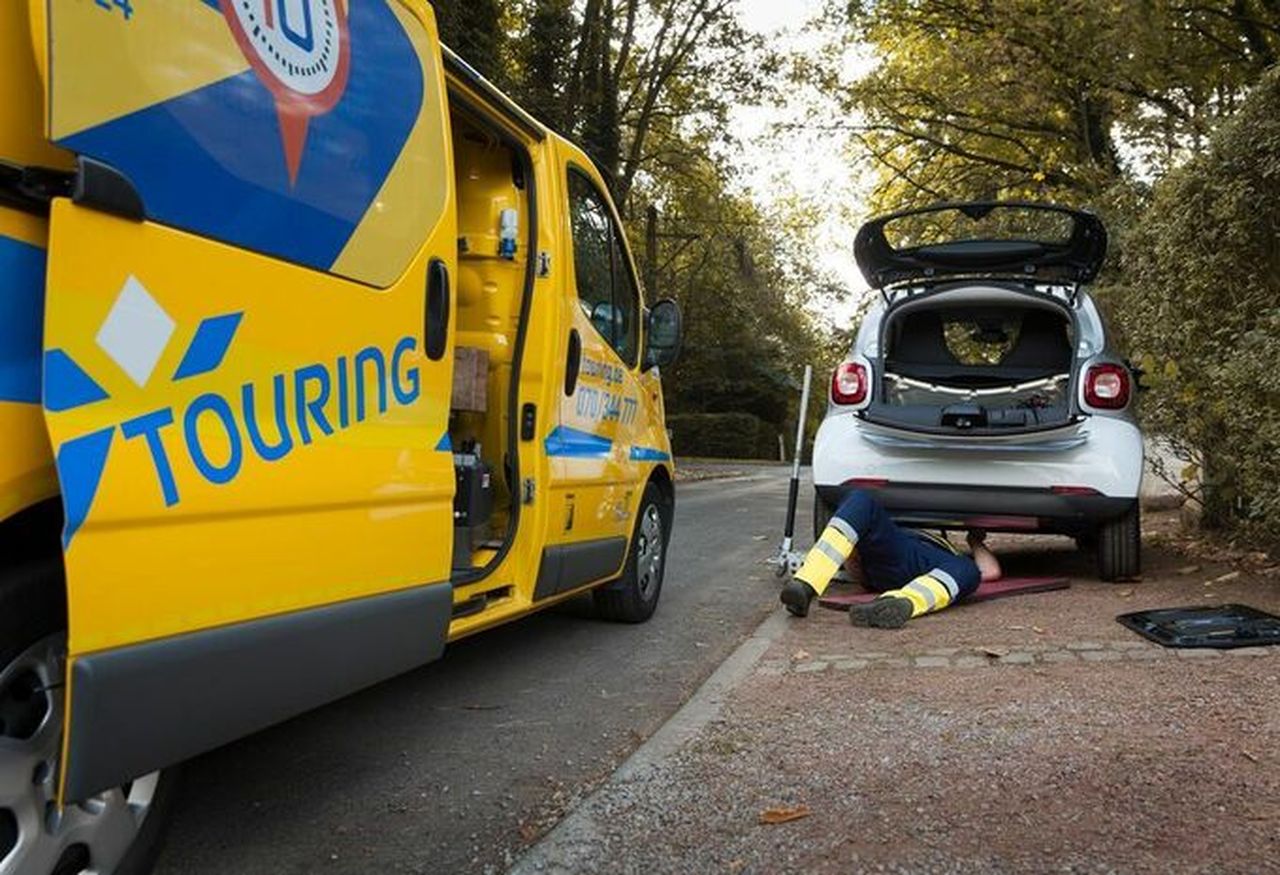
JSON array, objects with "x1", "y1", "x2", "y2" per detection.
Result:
[
  {"x1": 515, "y1": 0, "x2": 577, "y2": 133},
  {"x1": 431, "y1": 0, "x2": 842, "y2": 435},
  {"x1": 430, "y1": 0, "x2": 509, "y2": 88},
  {"x1": 667, "y1": 413, "x2": 782, "y2": 460},
  {"x1": 813, "y1": 0, "x2": 1279, "y2": 211},
  {"x1": 1106, "y1": 70, "x2": 1280, "y2": 544}
]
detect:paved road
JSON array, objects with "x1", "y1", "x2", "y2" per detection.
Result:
[{"x1": 155, "y1": 466, "x2": 795, "y2": 875}]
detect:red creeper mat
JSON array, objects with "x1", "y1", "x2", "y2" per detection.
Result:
[{"x1": 818, "y1": 576, "x2": 1071, "y2": 612}]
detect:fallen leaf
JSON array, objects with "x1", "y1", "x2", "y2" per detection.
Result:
[
  {"x1": 519, "y1": 823, "x2": 538, "y2": 843},
  {"x1": 1119, "y1": 589, "x2": 1135, "y2": 598},
  {"x1": 792, "y1": 649, "x2": 811, "y2": 661},
  {"x1": 982, "y1": 647, "x2": 1009, "y2": 658},
  {"x1": 1211, "y1": 571, "x2": 1242, "y2": 584},
  {"x1": 1032, "y1": 626, "x2": 1046, "y2": 635},
  {"x1": 1177, "y1": 565, "x2": 1202, "y2": 576},
  {"x1": 760, "y1": 804, "x2": 811, "y2": 825}
]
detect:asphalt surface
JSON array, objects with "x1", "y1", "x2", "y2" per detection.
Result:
[{"x1": 154, "y1": 466, "x2": 794, "y2": 875}]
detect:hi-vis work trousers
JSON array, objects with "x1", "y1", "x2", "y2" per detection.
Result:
[{"x1": 795, "y1": 490, "x2": 981, "y2": 620}]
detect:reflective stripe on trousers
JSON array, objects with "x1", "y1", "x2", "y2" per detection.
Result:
[{"x1": 794, "y1": 522, "x2": 857, "y2": 596}]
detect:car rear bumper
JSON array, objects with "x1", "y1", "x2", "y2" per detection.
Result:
[
  {"x1": 816, "y1": 482, "x2": 1135, "y2": 534},
  {"x1": 813, "y1": 411, "x2": 1144, "y2": 498}
]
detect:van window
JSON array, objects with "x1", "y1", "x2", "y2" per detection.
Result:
[
  {"x1": 610, "y1": 234, "x2": 640, "y2": 364},
  {"x1": 568, "y1": 172, "x2": 639, "y2": 366}
]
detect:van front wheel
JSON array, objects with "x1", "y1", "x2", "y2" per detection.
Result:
[
  {"x1": 0, "y1": 561, "x2": 179, "y2": 875},
  {"x1": 594, "y1": 485, "x2": 670, "y2": 623}
]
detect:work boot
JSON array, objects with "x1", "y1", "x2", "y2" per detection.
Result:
[
  {"x1": 780, "y1": 580, "x2": 817, "y2": 617},
  {"x1": 849, "y1": 596, "x2": 914, "y2": 629}
]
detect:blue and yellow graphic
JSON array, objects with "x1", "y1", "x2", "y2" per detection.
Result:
[
  {"x1": 46, "y1": 289, "x2": 443, "y2": 548},
  {"x1": 48, "y1": 0, "x2": 448, "y2": 286}
]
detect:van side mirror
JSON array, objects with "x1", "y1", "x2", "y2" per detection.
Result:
[{"x1": 644, "y1": 299, "x2": 683, "y2": 370}]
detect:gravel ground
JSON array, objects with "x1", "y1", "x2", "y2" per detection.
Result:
[{"x1": 513, "y1": 514, "x2": 1280, "y2": 874}]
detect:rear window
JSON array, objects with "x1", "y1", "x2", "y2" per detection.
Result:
[
  {"x1": 889, "y1": 307, "x2": 1074, "y2": 372},
  {"x1": 942, "y1": 317, "x2": 1021, "y2": 365}
]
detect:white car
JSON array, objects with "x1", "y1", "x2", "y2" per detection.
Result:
[{"x1": 813, "y1": 202, "x2": 1143, "y2": 580}]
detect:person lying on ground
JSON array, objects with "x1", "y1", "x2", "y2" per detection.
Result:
[{"x1": 780, "y1": 489, "x2": 1002, "y2": 628}]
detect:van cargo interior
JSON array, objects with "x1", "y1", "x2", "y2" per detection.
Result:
[
  {"x1": 447, "y1": 107, "x2": 532, "y2": 578},
  {"x1": 869, "y1": 300, "x2": 1077, "y2": 433}
]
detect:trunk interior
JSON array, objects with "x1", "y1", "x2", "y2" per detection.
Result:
[{"x1": 866, "y1": 296, "x2": 1077, "y2": 434}]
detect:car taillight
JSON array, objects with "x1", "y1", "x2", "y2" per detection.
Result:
[
  {"x1": 832, "y1": 362, "x2": 868, "y2": 405},
  {"x1": 1051, "y1": 485, "x2": 1102, "y2": 496},
  {"x1": 844, "y1": 477, "x2": 889, "y2": 489},
  {"x1": 1084, "y1": 364, "x2": 1131, "y2": 410}
]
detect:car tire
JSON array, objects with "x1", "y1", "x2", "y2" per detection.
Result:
[
  {"x1": 1096, "y1": 502, "x2": 1141, "y2": 582},
  {"x1": 813, "y1": 493, "x2": 835, "y2": 541},
  {"x1": 1, "y1": 559, "x2": 179, "y2": 875},
  {"x1": 593, "y1": 484, "x2": 670, "y2": 623}
]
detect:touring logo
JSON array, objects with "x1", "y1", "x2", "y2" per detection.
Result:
[
  {"x1": 221, "y1": 0, "x2": 352, "y2": 184},
  {"x1": 45, "y1": 276, "x2": 429, "y2": 548}
]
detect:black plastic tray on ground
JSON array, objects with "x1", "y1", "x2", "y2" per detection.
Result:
[{"x1": 1117, "y1": 604, "x2": 1280, "y2": 649}]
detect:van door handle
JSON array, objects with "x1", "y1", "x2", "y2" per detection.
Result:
[
  {"x1": 565, "y1": 329, "x2": 582, "y2": 396},
  {"x1": 425, "y1": 259, "x2": 449, "y2": 361}
]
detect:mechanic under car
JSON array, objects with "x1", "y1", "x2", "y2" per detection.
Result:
[{"x1": 780, "y1": 490, "x2": 1002, "y2": 628}]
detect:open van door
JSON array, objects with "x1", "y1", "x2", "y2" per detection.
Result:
[{"x1": 39, "y1": 0, "x2": 459, "y2": 800}]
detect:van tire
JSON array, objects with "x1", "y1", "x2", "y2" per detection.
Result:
[
  {"x1": 1096, "y1": 502, "x2": 1141, "y2": 582},
  {"x1": 0, "y1": 560, "x2": 179, "y2": 875},
  {"x1": 594, "y1": 485, "x2": 669, "y2": 623}
]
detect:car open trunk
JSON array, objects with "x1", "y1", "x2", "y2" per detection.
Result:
[{"x1": 864, "y1": 292, "x2": 1079, "y2": 435}]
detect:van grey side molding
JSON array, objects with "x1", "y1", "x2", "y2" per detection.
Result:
[
  {"x1": 535, "y1": 538, "x2": 628, "y2": 600},
  {"x1": 63, "y1": 581, "x2": 452, "y2": 801}
]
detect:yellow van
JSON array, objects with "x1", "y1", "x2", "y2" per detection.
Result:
[{"x1": 0, "y1": 3, "x2": 681, "y2": 871}]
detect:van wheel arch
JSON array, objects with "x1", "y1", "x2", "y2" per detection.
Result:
[
  {"x1": 646, "y1": 465, "x2": 675, "y2": 523},
  {"x1": 0, "y1": 500, "x2": 179, "y2": 874},
  {"x1": 595, "y1": 478, "x2": 672, "y2": 623}
]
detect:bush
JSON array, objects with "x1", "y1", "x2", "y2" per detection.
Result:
[
  {"x1": 1107, "y1": 68, "x2": 1280, "y2": 546},
  {"x1": 668, "y1": 413, "x2": 783, "y2": 460}
]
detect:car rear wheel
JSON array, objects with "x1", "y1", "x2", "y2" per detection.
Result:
[
  {"x1": 594, "y1": 484, "x2": 670, "y2": 623},
  {"x1": 1096, "y1": 502, "x2": 1141, "y2": 582},
  {"x1": 1, "y1": 561, "x2": 178, "y2": 875}
]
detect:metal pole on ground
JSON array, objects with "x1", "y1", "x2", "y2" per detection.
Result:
[{"x1": 775, "y1": 365, "x2": 812, "y2": 575}]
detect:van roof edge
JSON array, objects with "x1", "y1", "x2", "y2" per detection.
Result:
[{"x1": 441, "y1": 45, "x2": 548, "y2": 143}]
